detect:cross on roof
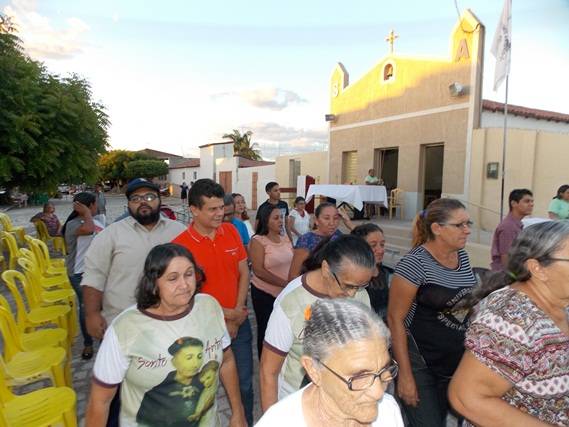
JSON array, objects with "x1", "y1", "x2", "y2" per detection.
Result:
[{"x1": 386, "y1": 29, "x2": 399, "y2": 53}]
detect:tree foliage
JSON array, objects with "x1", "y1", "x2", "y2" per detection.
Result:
[
  {"x1": 222, "y1": 129, "x2": 262, "y2": 161},
  {"x1": 98, "y1": 150, "x2": 160, "y2": 181},
  {"x1": 0, "y1": 15, "x2": 110, "y2": 192},
  {"x1": 126, "y1": 160, "x2": 168, "y2": 179}
]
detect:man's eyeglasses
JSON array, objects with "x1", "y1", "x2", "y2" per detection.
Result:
[
  {"x1": 315, "y1": 359, "x2": 399, "y2": 391},
  {"x1": 438, "y1": 221, "x2": 473, "y2": 230},
  {"x1": 223, "y1": 211, "x2": 235, "y2": 219},
  {"x1": 331, "y1": 272, "x2": 368, "y2": 293},
  {"x1": 128, "y1": 193, "x2": 158, "y2": 203}
]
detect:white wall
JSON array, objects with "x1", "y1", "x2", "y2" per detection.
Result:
[
  {"x1": 217, "y1": 157, "x2": 275, "y2": 209},
  {"x1": 481, "y1": 111, "x2": 569, "y2": 134},
  {"x1": 169, "y1": 167, "x2": 200, "y2": 197}
]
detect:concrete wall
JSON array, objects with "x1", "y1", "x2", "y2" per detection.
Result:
[
  {"x1": 469, "y1": 127, "x2": 569, "y2": 231},
  {"x1": 275, "y1": 151, "x2": 329, "y2": 187},
  {"x1": 169, "y1": 168, "x2": 200, "y2": 197},
  {"x1": 217, "y1": 157, "x2": 275, "y2": 210}
]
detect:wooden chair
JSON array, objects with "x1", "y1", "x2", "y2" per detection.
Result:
[
  {"x1": 0, "y1": 213, "x2": 26, "y2": 245},
  {"x1": 33, "y1": 219, "x2": 66, "y2": 255},
  {"x1": 0, "y1": 371, "x2": 77, "y2": 427},
  {"x1": 388, "y1": 188, "x2": 405, "y2": 219}
]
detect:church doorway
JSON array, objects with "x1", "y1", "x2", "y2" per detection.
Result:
[
  {"x1": 422, "y1": 144, "x2": 444, "y2": 209},
  {"x1": 377, "y1": 148, "x2": 399, "y2": 192}
]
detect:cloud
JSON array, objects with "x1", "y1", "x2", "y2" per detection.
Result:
[
  {"x1": 4, "y1": 0, "x2": 90, "y2": 60},
  {"x1": 212, "y1": 85, "x2": 307, "y2": 111},
  {"x1": 244, "y1": 122, "x2": 328, "y2": 159}
]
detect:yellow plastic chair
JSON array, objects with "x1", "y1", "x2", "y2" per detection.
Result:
[
  {"x1": 1, "y1": 270, "x2": 73, "y2": 342},
  {"x1": 0, "y1": 296, "x2": 71, "y2": 376},
  {"x1": 1, "y1": 231, "x2": 24, "y2": 270},
  {"x1": 0, "y1": 254, "x2": 5, "y2": 272},
  {"x1": 388, "y1": 188, "x2": 405, "y2": 219},
  {"x1": 0, "y1": 304, "x2": 70, "y2": 388},
  {"x1": 0, "y1": 213, "x2": 26, "y2": 245},
  {"x1": 0, "y1": 372, "x2": 77, "y2": 427},
  {"x1": 20, "y1": 247, "x2": 71, "y2": 291},
  {"x1": 18, "y1": 257, "x2": 78, "y2": 338},
  {"x1": 33, "y1": 219, "x2": 66, "y2": 255},
  {"x1": 25, "y1": 236, "x2": 67, "y2": 276}
]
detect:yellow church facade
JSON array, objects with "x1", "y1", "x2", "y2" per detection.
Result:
[{"x1": 327, "y1": 9, "x2": 484, "y2": 218}]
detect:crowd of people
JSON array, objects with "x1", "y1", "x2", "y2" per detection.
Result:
[{"x1": 26, "y1": 177, "x2": 566, "y2": 426}]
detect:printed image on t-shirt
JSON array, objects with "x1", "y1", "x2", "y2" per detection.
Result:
[{"x1": 136, "y1": 337, "x2": 221, "y2": 427}]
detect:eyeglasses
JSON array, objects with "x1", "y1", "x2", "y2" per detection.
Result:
[
  {"x1": 438, "y1": 221, "x2": 473, "y2": 230},
  {"x1": 128, "y1": 193, "x2": 158, "y2": 203},
  {"x1": 315, "y1": 359, "x2": 399, "y2": 391},
  {"x1": 331, "y1": 272, "x2": 369, "y2": 293},
  {"x1": 223, "y1": 211, "x2": 235, "y2": 218},
  {"x1": 550, "y1": 258, "x2": 569, "y2": 263}
]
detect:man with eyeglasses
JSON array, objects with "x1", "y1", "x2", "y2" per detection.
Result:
[
  {"x1": 491, "y1": 189, "x2": 534, "y2": 271},
  {"x1": 172, "y1": 178, "x2": 254, "y2": 426},
  {"x1": 81, "y1": 178, "x2": 186, "y2": 427}
]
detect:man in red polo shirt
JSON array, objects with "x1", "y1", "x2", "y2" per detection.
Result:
[{"x1": 172, "y1": 178, "x2": 253, "y2": 426}]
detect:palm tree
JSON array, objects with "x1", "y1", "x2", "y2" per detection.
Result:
[{"x1": 222, "y1": 129, "x2": 262, "y2": 161}]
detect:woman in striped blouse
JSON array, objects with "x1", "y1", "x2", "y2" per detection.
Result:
[{"x1": 387, "y1": 198, "x2": 475, "y2": 427}]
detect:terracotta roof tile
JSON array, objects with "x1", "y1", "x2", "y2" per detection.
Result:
[{"x1": 482, "y1": 100, "x2": 569, "y2": 124}]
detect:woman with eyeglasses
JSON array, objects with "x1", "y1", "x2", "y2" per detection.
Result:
[
  {"x1": 256, "y1": 298, "x2": 403, "y2": 427},
  {"x1": 260, "y1": 234, "x2": 374, "y2": 413},
  {"x1": 449, "y1": 221, "x2": 569, "y2": 426},
  {"x1": 386, "y1": 198, "x2": 475, "y2": 427}
]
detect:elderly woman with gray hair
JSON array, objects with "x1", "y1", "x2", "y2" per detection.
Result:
[
  {"x1": 449, "y1": 221, "x2": 569, "y2": 426},
  {"x1": 256, "y1": 298, "x2": 404, "y2": 426}
]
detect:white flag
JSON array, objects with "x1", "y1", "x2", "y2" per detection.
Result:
[{"x1": 491, "y1": 0, "x2": 512, "y2": 91}]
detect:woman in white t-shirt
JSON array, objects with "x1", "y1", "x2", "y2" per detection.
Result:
[
  {"x1": 257, "y1": 298, "x2": 403, "y2": 427},
  {"x1": 288, "y1": 196, "x2": 311, "y2": 245},
  {"x1": 85, "y1": 243, "x2": 246, "y2": 427}
]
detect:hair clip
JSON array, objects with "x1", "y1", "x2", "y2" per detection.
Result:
[
  {"x1": 421, "y1": 209, "x2": 427, "y2": 218},
  {"x1": 304, "y1": 306, "x2": 312, "y2": 321},
  {"x1": 506, "y1": 271, "x2": 517, "y2": 281}
]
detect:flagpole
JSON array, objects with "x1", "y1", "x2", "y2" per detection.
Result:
[{"x1": 499, "y1": 76, "x2": 509, "y2": 220}]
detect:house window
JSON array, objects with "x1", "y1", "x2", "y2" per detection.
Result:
[
  {"x1": 193, "y1": 171, "x2": 197, "y2": 179},
  {"x1": 182, "y1": 172, "x2": 185, "y2": 180}
]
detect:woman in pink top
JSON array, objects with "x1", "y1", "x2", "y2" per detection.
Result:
[{"x1": 250, "y1": 205, "x2": 294, "y2": 359}]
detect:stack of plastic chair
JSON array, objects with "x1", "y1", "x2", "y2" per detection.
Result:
[
  {"x1": 18, "y1": 246, "x2": 73, "y2": 290},
  {"x1": 1, "y1": 232, "x2": 24, "y2": 270},
  {"x1": 18, "y1": 256, "x2": 78, "y2": 338},
  {"x1": 0, "y1": 304, "x2": 70, "y2": 389},
  {"x1": 0, "y1": 295, "x2": 70, "y2": 373},
  {"x1": 0, "y1": 213, "x2": 26, "y2": 245},
  {"x1": 25, "y1": 236, "x2": 67, "y2": 276},
  {"x1": 0, "y1": 369, "x2": 77, "y2": 427},
  {"x1": 1, "y1": 270, "x2": 72, "y2": 343},
  {"x1": 33, "y1": 219, "x2": 66, "y2": 255}
]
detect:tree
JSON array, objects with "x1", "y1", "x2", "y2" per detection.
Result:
[
  {"x1": 98, "y1": 150, "x2": 159, "y2": 182},
  {"x1": 0, "y1": 15, "x2": 109, "y2": 192},
  {"x1": 126, "y1": 160, "x2": 168, "y2": 179},
  {"x1": 222, "y1": 129, "x2": 262, "y2": 161}
]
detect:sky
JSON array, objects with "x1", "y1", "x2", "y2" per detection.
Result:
[{"x1": 3, "y1": 0, "x2": 569, "y2": 160}]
